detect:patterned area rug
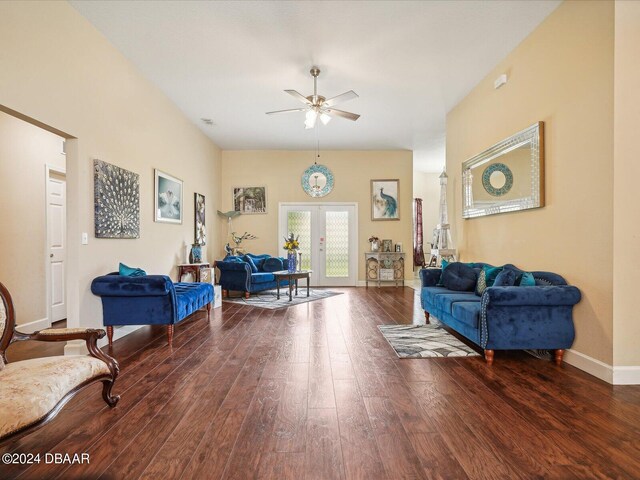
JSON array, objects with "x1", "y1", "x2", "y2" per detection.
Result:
[
  {"x1": 378, "y1": 323, "x2": 480, "y2": 358},
  {"x1": 222, "y1": 288, "x2": 342, "y2": 310}
]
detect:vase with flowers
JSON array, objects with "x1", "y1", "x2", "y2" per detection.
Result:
[
  {"x1": 369, "y1": 235, "x2": 380, "y2": 252},
  {"x1": 283, "y1": 233, "x2": 300, "y2": 272}
]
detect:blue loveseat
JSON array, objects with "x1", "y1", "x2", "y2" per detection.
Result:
[
  {"x1": 216, "y1": 253, "x2": 289, "y2": 298},
  {"x1": 91, "y1": 274, "x2": 213, "y2": 347},
  {"x1": 420, "y1": 263, "x2": 581, "y2": 365}
]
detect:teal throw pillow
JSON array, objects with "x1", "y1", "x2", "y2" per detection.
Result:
[
  {"x1": 518, "y1": 271, "x2": 536, "y2": 286},
  {"x1": 119, "y1": 262, "x2": 146, "y2": 277}
]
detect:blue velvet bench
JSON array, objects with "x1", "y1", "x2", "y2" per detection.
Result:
[
  {"x1": 91, "y1": 274, "x2": 214, "y2": 347},
  {"x1": 420, "y1": 263, "x2": 581, "y2": 365}
]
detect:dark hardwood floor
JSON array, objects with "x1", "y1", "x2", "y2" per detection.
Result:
[{"x1": 2, "y1": 287, "x2": 640, "y2": 479}]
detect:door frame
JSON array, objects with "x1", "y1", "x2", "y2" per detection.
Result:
[
  {"x1": 278, "y1": 202, "x2": 358, "y2": 286},
  {"x1": 45, "y1": 163, "x2": 66, "y2": 328}
]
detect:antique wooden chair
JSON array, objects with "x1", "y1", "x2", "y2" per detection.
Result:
[{"x1": 0, "y1": 282, "x2": 120, "y2": 444}]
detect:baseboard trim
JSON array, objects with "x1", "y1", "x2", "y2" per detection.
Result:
[
  {"x1": 64, "y1": 324, "x2": 144, "y2": 355},
  {"x1": 564, "y1": 349, "x2": 640, "y2": 385},
  {"x1": 16, "y1": 317, "x2": 50, "y2": 333}
]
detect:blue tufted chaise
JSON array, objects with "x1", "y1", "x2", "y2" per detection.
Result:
[
  {"x1": 420, "y1": 263, "x2": 581, "y2": 365},
  {"x1": 216, "y1": 253, "x2": 289, "y2": 298},
  {"x1": 91, "y1": 273, "x2": 213, "y2": 347}
]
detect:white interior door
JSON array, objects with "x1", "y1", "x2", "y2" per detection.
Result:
[
  {"x1": 48, "y1": 170, "x2": 66, "y2": 322},
  {"x1": 279, "y1": 203, "x2": 357, "y2": 286}
]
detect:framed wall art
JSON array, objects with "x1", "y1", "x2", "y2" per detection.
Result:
[
  {"x1": 94, "y1": 159, "x2": 140, "y2": 238},
  {"x1": 155, "y1": 169, "x2": 183, "y2": 224},
  {"x1": 233, "y1": 186, "x2": 267, "y2": 214},
  {"x1": 194, "y1": 193, "x2": 206, "y2": 245},
  {"x1": 371, "y1": 179, "x2": 400, "y2": 221}
]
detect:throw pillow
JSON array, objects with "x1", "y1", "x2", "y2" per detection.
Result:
[
  {"x1": 493, "y1": 269, "x2": 517, "y2": 287},
  {"x1": 119, "y1": 262, "x2": 146, "y2": 277},
  {"x1": 441, "y1": 262, "x2": 477, "y2": 292},
  {"x1": 475, "y1": 265, "x2": 503, "y2": 295},
  {"x1": 518, "y1": 271, "x2": 536, "y2": 286},
  {"x1": 243, "y1": 255, "x2": 259, "y2": 273}
]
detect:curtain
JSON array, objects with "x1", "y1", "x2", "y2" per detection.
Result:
[{"x1": 413, "y1": 198, "x2": 425, "y2": 267}]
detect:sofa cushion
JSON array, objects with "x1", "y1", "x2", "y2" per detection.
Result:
[
  {"x1": 0, "y1": 355, "x2": 110, "y2": 439},
  {"x1": 441, "y1": 262, "x2": 477, "y2": 292},
  {"x1": 251, "y1": 272, "x2": 275, "y2": 284},
  {"x1": 494, "y1": 269, "x2": 517, "y2": 287},
  {"x1": 243, "y1": 255, "x2": 259, "y2": 273},
  {"x1": 451, "y1": 302, "x2": 481, "y2": 329},
  {"x1": 434, "y1": 293, "x2": 479, "y2": 314}
]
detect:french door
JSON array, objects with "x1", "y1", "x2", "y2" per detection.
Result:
[{"x1": 279, "y1": 203, "x2": 358, "y2": 286}]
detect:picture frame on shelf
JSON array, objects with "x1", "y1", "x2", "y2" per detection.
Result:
[
  {"x1": 233, "y1": 186, "x2": 267, "y2": 214},
  {"x1": 194, "y1": 193, "x2": 206, "y2": 245},
  {"x1": 371, "y1": 179, "x2": 400, "y2": 221},
  {"x1": 154, "y1": 169, "x2": 183, "y2": 224}
]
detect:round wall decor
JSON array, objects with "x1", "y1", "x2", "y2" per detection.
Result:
[
  {"x1": 302, "y1": 164, "x2": 334, "y2": 197},
  {"x1": 482, "y1": 163, "x2": 513, "y2": 197}
]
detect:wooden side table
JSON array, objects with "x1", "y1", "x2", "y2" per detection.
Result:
[{"x1": 177, "y1": 263, "x2": 211, "y2": 283}]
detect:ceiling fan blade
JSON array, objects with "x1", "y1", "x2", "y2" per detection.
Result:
[
  {"x1": 324, "y1": 108, "x2": 360, "y2": 121},
  {"x1": 285, "y1": 90, "x2": 312, "y2": 105},
  {"x1": 266, "y1": 107, "x2": 309, "y2": 115},
  {"x1": 323, "y1": 90, "x2": 359, "y2": 107}
]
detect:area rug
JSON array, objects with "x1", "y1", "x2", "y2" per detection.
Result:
[
  {"x1": 222, "y1": 288, "x2": 342, "y2": 310},
  {"x1": 378, "y1": 323, "x2": 480, "y2": 358}
]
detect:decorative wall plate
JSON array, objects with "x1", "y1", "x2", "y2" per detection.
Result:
[
  {"x1": 482, "y1": 162, "x2": 513, "y2": 197},
  {"x1": 302, "y1": 164, "x2": 334, "y2": 198}
]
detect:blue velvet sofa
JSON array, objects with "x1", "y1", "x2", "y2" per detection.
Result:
[
  {"x1": 420, "y1": 263, "x2": 581, "y2": 365},
  {"x1": 91, "y1": 274, "x2": 213, "y2": 347},
  {"x1": 216, "y1": 253, "x2": 289, "y2": 298}
]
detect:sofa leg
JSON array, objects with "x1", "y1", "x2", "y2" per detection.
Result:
[
  {"x1": 554, "y1": 349, "x2": 564, "y2": 366},
  {"x1": 206, "y1": 302, "x2": 211, "y2": 319},
  {"x1": 106, "y1": 326, "x2": 114, "y2": 346},
  {"x1": 244, "y1": 291, "x2": 250, "y2": 299},
  {"x1": 484, "y1": 349, "x2": 495, "y2": 366},
  {"x1": 167, "y1": 324, "x2": 175, "y2": 347},
  {"x1": 424, "y1": 311, "x2": 430, "y2": 324}
]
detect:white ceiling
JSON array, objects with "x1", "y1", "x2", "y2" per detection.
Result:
[{"x1": 70, "y1": 0, "x2": 559, "y2": 172}]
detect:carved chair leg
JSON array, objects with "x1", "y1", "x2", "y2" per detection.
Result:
[
  {"x1": 244, "y1": 291, "x2": 250, "y2": 299},
  {"x1": 167, "y1": 324, "x2": 175, "y2": 347},
  {"x1": 207, "y1": 302, "x2": 211, "y2": 319},
  {"x1": 554, "y1": 349, "x2": 564, "y2": 366},
  {"x1": 101, "y1": 379, "x2": 120, "y2": 407},
  {"x1": 424, "y1": 311, "x2": 430, "y2": 324},
  {"x1": 484, "y1": 349, "x2": 495, "y2": 366},
  {"x1": 106, "y1": 326, "x2": 114, "y2": 346}
]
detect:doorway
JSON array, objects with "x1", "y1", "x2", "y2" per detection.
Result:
[
  {"x1": 46, "y1": 166, "x2": 67, "y2": 323},
  {"x1": 279, "y1": 203, "x2": 358, "y2": 286}
]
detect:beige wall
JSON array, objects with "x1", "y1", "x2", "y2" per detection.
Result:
[
  {"x1": 413, "y1": 171, "x2": 440, "y2": 257},
  {"x1": 446, "y1": 1, "x2": 614, "y2": 364},
  {"x1": 0, "y1": 1, "x2": 221, "y2": 332},
  {"x1": 0, "y1": 111, "x2": 65, "y2": 326},
  {"x1": 613, "y1": 1, "x2": 640, "y2": 367},
  {"x1": 220, "y1": 151, "x2": 413, "y2": 281}
]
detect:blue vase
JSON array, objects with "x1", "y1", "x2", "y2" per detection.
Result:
[{"x1": 287, "y1": 251, "x2": 297, "y2": 272}]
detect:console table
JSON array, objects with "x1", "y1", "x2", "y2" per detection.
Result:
[
  {"x1": 364, "y1": 252, "x2": 405, "y2": 287},
  {"x1": 177, "y1": 262, "x2": 211, "y2": 283}
]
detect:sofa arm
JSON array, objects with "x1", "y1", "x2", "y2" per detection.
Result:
[
  {"x1": 484, "y1": 286, "x2": 581, "y2": 306},
  {"x1": 420, "y1": 268, "x2": 441, "y2": 287},
  {"x1": 91, "y1": 275, "x2": 173, "y2": 297}
]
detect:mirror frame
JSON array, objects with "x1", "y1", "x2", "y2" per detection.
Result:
[
  {"x1": 462, "y1": 121, "x2": 544, "y2": 219},
  {"x1": 301, "y1": 163, "x2": 334, "y2": 198}
]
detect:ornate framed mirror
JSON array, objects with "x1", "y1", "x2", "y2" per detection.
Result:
[
  {"x1": 462, "y1": 122, "x2": 544, "y2": 219},
  {"x1": 302, "y1": 164, "x2": 334, "y2": 198}
]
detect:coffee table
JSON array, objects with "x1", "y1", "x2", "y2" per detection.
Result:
[{"x1": 273, "y1": 270, "x2": 313, "y2": 301}]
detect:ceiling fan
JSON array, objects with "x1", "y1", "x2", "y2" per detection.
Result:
[{"x1": 266, "y1": 66, "x2": 360, "y2": 129}]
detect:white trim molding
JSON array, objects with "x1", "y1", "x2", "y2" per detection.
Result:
[{"x1": 564, "y1": 349, "x2": 640, "y2": 385}]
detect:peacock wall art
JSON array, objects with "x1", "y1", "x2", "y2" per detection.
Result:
[{"x1": 371, "y1": 179, "x2": 400, "y2": 221}]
